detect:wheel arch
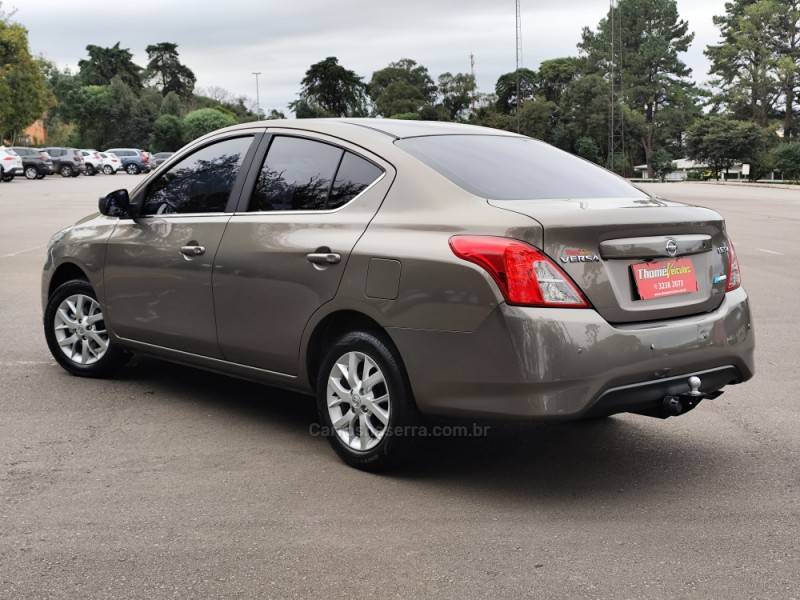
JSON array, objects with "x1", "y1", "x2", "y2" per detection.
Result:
[
  {"x1": 48, "y1": 262, "x2": 89, "y2": 297},
  {"x1": 304, "y1": 309, "x2": 413, "y2": 400}
]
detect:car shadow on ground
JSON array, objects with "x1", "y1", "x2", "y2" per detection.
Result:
[{"x1": 121, "y1": 357, "x2": 738, "y2": 504}]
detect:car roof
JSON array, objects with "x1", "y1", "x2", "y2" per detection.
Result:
[{"x1": 220, "y1": 118, "x2": 520, "y2": 141}]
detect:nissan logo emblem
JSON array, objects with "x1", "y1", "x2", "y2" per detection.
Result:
[{"x1": 665, "y1": 239, "x2": 679, "y2": 257}]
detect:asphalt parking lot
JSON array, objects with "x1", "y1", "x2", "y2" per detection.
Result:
[{"x1": 1, "y1": 176, "x2": 798, "y2": 598}]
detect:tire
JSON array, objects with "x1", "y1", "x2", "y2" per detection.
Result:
[
  {"x1": 25, "y1": 166, "x2": 38, "y2": 180},
  {"x1": 36, "y1": 174, "x2": 46, "y2": 180},
  {"x1": 59, "y1": 165, "x2": 73, "y2": 178},
  {"x1": 126, "y1": 164, "x2": 140, "y2": 175},
  {"x1": 316, "y1": 330, "x2": 417, "y2": 471},
  {"x1": 44, "y1": 279, "x2": 130, "y2": 378},
  {"x1": 85, "y1": 164, "x2": 96, "y2": 176},
  {"x1": 103, "y1": 165, "x2": 114, "y2": 175}
]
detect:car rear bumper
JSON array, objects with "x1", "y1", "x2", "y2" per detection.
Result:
[{"x1": 389, "y1": 287, "x2": 754, "y2": 419}]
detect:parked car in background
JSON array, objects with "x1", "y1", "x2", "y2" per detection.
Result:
[
  {"x1": 99, "y1": 152, "x2": 123, "y2": 175},
  {"x1": 42, "y1": 119, "x2": 754, "y2": 470},
  {"x1": 0, "y1": 147, "x2": 23, "y2": 181},
  {"x1": 152, "y1": 152, "x2": 174, "y2": 168},
  {"x1": 41, "y1": 147, "x2": 84, "y2": 177},
  {"x1": 80, "y1": 150, "x2": 104, "y2": 176},
  {"x1": 105, "y1": 148, "x2": 151, "y2": 174},
  {"x1": 10, "y1": 147, "x2": 54, "y2": 179}
]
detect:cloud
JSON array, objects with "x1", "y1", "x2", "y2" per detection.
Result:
[{"x1": 15, "y1": 0, "x2": 725, "y2": 112}]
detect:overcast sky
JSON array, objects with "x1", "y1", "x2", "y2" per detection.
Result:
[{"x1": 14, "y1": 0, "x2": 724, "y2": 114}]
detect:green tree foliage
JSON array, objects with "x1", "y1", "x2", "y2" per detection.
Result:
[
  {"x1": 152, "y1": 114, "x2": 184, "y2": 152},
  {"x1": 771, "y1": 141, "x2": 800, "y2": 178},
  {"x1": 78, "y1": 42, "x2": 142, "y2": 89},
  {"x1": 537, "y1": 57, "x2": 580, "y2": 104},
  {"x1": 145, "y1": 42, "x2": 196, "y2": 98},
  {"x1": 182, "y1": 108, "x2": 237, "y2": 141},
  {"x1": 369, "y1": 58, "x2": 436, "y2": 117},
  {"x1": 651, "y1": 148, "x2": 675, "y2": 181},
  {"x1": 160, "y1": 91, "x2": 183, "y2": 116},
  {"x1": 437, "y1": 72, "x2": 477, "y2": 121},
  {"x1": 686, "y1": 116, "x2": 772, "y2": 177},
  {"x1": 0, "y1": 16, "x2": 54, "y2": 141},
  {"x1": 580, "y1": 0, "x2": 696, "y2": 175},
  {"x1": 574, "y1": 136, "x2": 601, "y2": 163},
  {"x1": 291, "y1": 56, "x2": 367, "y2": 117},
  {"x1": 495, "y1": 68, "x2": 537, "y2": 113}
]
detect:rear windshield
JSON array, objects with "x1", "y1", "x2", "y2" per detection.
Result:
[{"x1": 395, "y1": 135, "x2": 645, "y2": 200}]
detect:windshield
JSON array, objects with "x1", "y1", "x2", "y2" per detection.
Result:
[{"x1": 395, "y1": 135, "x2": 646, "y2": 200}]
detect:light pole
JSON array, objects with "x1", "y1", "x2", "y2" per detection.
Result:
[{"x1": 252, "y1": 71, "x2": 263, "y2": 118}]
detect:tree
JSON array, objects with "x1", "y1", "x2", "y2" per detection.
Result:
[
  {"x1": 494, "y1": 68, "x2": 537, "y2": 113},
  {"x1": 291, "y1": 57, "x2": 368, "y2": 117},
  {"x1": 771, "y1": 141, "x2": 800, "y2": 179},
  {"x1": 145, "y1": 42, "x2": 196, "y2": 98},
  {"x1": 580, "y1": 0, "x2": 696, "y2": 175},
  {"x1": 651, "y1": 148, "x2": 675, "y2": 181},
  {"x1": 152, "y1": 114, "x2": 184, "y2": 152},
  {"x1": 369, "y1": 59, "x2": 436, "y2": 117},
  {"x1": 160, "y1": 91, "x2": 183, "y2": 116},
  {"x1": 78, "y1": 42, "x2": 143, "y2": 89},
  {"x1": 0, "y1": 16, "x2": 55, "y2": 142},
  {"x1": 183, "y1": 108, "x2": 237, "y2": 141},
  {"x1": 537, "y1": 57, "x2": 580, "y2": 104},
  {"x1": 686, "y1": 116, "x2": 771, "y2": 178},
  {"x1": 517, "y1": 98, "x2": 558, "y2": 141},
  {"x1": 574, "y1": 136, "x2": 601, "y2": 163},
  {"x1": 437, "y1": 72, "x2": 476, "y2": 120}
]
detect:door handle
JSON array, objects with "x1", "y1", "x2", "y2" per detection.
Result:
[
  {"x1": 180, "y1": 245, "x2": 206, "y2": 257},
  {"x1": 306, "y1": 252, "x2": 341, "y2": 265}
]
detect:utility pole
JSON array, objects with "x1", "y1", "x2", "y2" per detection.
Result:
[
  {"x1": 515, "y1": 0, "x2": 522, "y2": 133},
  {"x1": 608, "y1": 0, "x2": 625, "y2": 174},
  {"x1": 470, "y1": 52, "x2": 477, "y2": 112},
  {"x1": 252, "y1": 71, "x2": 263, "y2": 118}
]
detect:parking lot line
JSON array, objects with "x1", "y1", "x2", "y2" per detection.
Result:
[
  {"x1": 0, "y1": 245, "x2": 44, "y2": 258},
  {"x1": 756, "y1": 248, "x2": 784, "y2": 255}
]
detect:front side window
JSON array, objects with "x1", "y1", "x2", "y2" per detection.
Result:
[{"x1": 142, "y1": 136, "x2": 253, "y2": 216}]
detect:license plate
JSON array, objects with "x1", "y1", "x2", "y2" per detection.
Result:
[{"x1": 632, "y1": 258, "x2": 698, "y2": 300}]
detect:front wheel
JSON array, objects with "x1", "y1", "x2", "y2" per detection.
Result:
[
  {"x1": 85, "y1": 164, "x2": 96, "y2": 176},
  {"x1": 316, "y1": 330, "x2": 417, "y2": 471},
  {"x1": 44, "y1": 279, "x2": 130, "y2": 378},
  {"x1": 103, "y1": 165, "x2": 114, "y2": 175},
  {"x1": 59, "y1": 165, "x2": 73, "y2": 178},
  {"x1": 25, "y1": 166, "x2": 39, "y2": 180}
]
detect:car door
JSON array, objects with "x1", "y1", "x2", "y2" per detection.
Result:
[
  {"x1": 213, "y1": 131, "x2": 394, "y2": 374},
  {"x1": 103, "y1": 132, "x2": 261, "y2": 357}
]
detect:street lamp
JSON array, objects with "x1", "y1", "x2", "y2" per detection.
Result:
[{"x1": 252, "y1": 71, "x2": 263, "y2": 118}]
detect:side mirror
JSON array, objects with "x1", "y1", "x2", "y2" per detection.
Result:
[{"x1": 98, "y1": 189, "x2": 131, "y2": 218}]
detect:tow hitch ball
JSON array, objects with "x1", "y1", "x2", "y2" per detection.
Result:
[{"x1": 661, "y1": 376, "x2": 723, "y2": 417}]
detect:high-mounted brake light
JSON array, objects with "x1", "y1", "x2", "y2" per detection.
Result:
[
  {"x1": 449, "y1": 236, "x2": 590, "y2": 308},
  {"x1": 726, "y1": 239, "x2": 741, "y2": 292}
]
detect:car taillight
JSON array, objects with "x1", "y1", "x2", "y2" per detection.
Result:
[
  {"x1": 726, "y1": 239, "x2": 741, "y2": 292},
  {"x1": 2, "y1": 156, "x2": 13, "y2": 161},
  {"x1": 449, "y1": 235, "x2": 590, "y2": 308}
]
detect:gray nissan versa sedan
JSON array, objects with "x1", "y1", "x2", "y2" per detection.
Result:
[{"x1": 42, "y1": 119, "x2": 755, "y2": 470}]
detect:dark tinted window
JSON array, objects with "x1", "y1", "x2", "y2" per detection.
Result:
[
  {"x1": 396, "y1": 135, "x2": 645, "y2": 200},
  {"x1": 142, "y1": 136, "x2": 252, "y2": 215},
  {"x1": 329, "y1": 152, "x2": 384, "y2": 209},
  {"x1": 250, "y1": 137, "x2": 343, "y2": 211}
]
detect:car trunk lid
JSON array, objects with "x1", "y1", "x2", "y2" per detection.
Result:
[{"x1": 488, "y1": 196, "x2": 731, "y2": 323}]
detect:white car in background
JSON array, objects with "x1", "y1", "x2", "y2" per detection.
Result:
[
  {"x1": 0, "y1": 147, "x2": 23, "y2": 182},
  {"x1": 100, "y1": 152, "x2": 123, "y2": 175},
  {"x1": 80, "y1": 150, "x2": 104, "y2": 176}
]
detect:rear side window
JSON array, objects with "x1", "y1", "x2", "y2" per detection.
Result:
[
  {"x1": 142, "y1": 136, "x2": 253, "y2": 215},
  {"x1": 395, "y1": 135, "x2": 645, "y2": 200},
  {"x1": 329, "y1": 152, "x2": 384, "y2": 209},
  {"x1": 250, "y1": 137, "x2": 383, "y2": 212}
]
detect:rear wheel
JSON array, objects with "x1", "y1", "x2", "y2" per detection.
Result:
[
  {"x1": 316, "y1": 330, "x2": 417, "y2": 471},
  {"x1": 59, "y1": 165, "x2": 73, "y2": 178},
  {"x1": 103, "y1": 165, "x2": 114, "y2": 175},
  {"x1": 44, "y1": 279, "x2": 130, "y2": 378},
  {"x1": 85, "y1": 164, "x2": 96, "y2": 176},
  {"x1": 25, "y1": 166, "x2": 38, "y2": 180},
  {"x1": 126, "y1": 164, "x2": 140, "y2": 175}
]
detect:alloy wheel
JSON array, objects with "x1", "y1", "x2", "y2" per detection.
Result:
[
  {"x1": 326, "y1": 351, "x2": 391, "y2": 452},
  {"x1": 53, "y1": 294, "x2": 109, "y2": 366},
  {"x1": 25, "y1": 167, "x2": 38, "y2": 180}
]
